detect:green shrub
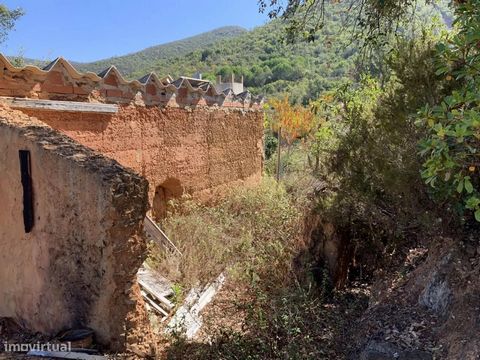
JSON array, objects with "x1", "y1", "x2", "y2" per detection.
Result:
[
  {"x1": 263, "y1": 131, "x2": 278, "y2": 160},
  {"x1": 417, "y1": 1, "x2": 480, "y2": 222}
]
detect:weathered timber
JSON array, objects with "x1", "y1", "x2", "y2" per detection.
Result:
[
  {"x1": 1, "y1": 97, "x2": 118, "y2": 113},
  {"x1": 144, "y1": 216, "x2": 182, "y2": 255}
]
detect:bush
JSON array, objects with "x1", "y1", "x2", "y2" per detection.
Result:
[
  {"x1": 264, "y1": 131, "x2": 278, "y2": 160},
  {"x1": 317, "y1": 28, "x2": 446, "y2": 239},
  {"x1": 261, "y1": 31, "x2": 446, "y2": 283},
  {"x1": 417, "y1": 2, "x2": 480, "y2": 223}
]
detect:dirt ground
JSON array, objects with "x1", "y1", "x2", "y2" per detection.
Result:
[{"x1": 2, "y1": 233, "x2": 480, "y2": 360}]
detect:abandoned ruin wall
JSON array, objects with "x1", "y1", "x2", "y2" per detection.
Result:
[
  {"x1": 20, "y1": 106, "x2": 264, "y2": 216},
  {"x1": 0, "y1": 55, "x2": 264, "y2": 352},
  {"x1": 0, "y1": 55, "x2": 265, "y2": 217},
  {"x1": 0, "y1": 107, "x2": 150, "y2": 351}
]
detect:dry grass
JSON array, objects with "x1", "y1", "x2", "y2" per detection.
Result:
[
  {"x1": 148, "y1": 176, "x2": 371, "y2": 359},
  {"x1": 147, "y1": 177, "x2": 304, "y2": 290}
]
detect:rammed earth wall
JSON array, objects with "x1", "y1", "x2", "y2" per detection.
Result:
[
  {"x1": 20, "y1": 105, "x2": 264, "y2": 213},
  {"x1": 0, "y1": 55, "x2": 264, "y2": 217}
]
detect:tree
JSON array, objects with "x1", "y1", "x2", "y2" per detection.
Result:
[
  {"x1": 0, "y1": 4, "x2": 24, "y2": 44},
  {"x1": 269, "y1": 96, "x2": 315, "y2": 144},
  {"x1": 417, "y1": 0, "x2": 480, "y2": 222},
  {"x1": 268, "y1": 96, "x2": 315, "y2": 180},
  {"x1": 258, "y1": 0, "x2": 427, "y2": 44}
]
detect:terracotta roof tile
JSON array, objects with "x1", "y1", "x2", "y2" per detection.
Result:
[{"x1": 0, "y1": 54, "x2": 265, "y2": 109}]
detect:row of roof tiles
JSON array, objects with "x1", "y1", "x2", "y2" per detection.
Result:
[{"x1": 0, "y1": 55, "x2": 264, "y2": 108}]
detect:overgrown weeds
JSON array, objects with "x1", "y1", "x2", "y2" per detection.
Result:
[
  {"x1": 148, "y1": 177, "x2": 305, "y2": 290},
  {"x1": 164, "y1": 280, "x2": 369, "y2": 360},
  {"x1": 149, "y1": 29, "x2": 457, "y2": 360},
  {"x1": 148, "y1": 177, "x2": 369, "y2": 359}
]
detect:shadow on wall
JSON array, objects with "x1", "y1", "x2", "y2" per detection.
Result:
[{"x1": 153, "y1": 178, "x2": 183, "y2": 219}]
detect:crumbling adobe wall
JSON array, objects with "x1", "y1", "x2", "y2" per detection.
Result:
[
  {"x1": 0, "y1": 106, "x2": 150, "y2": 351},
  {"x1": 20, "y1": 105, "x2": 264, "y2": 210}
]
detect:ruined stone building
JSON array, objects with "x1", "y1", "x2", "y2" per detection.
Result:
[{"x1": 0, "y1": 55, "x2": 264, "y2": 351}]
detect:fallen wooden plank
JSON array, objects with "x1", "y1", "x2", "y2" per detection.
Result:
[
  {"x1": 27, "y1": 350, "x2": 106, "y2": 360},
  {"x1": 165, "y1": 273, "x2": 225, "y2": 339},
  {"x1": 166, "y1": 304, "x2": 203, "y2": 339},
  {"x1": 1, "y1": 97, "x2": 118, "y2": 114},
  {"x1": 192, "y1": 273, "x2": 226, "y2": 314},
  {"x1": 141, "y1": 290, "x2": 169, "y2": 317},
  {"x1": 137, "y1": 267, "x2": 173, "y2": 299},
  {"x1": 144, "y1": 216, "x2": 182, "y2": 255},
  {"x1": 139, "y1": 278, "x2": 174, "y2": 310}
]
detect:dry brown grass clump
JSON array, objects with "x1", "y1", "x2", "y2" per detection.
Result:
[{"x1": 147, "y1": 177, "x2": 304, "y2": 290}]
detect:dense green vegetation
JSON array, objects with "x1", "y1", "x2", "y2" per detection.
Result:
[
  {"x1": 417, "y1": 2, "x2": 480, "y2": 222},
  {"x1": 259, "y1": 0, "x2": 478, "y2": 231},
  {"x1": 19, "y1": 3, "x2": 450, "y2": 105},
  {"x1": 77, "y1": 3, "x2": 449, "y2": 104},
  {"x1": 77, "y1": 9, "x2": 358, "y2": 104}
]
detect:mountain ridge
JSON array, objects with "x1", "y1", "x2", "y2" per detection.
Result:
[{"x1": 73, "y1": 26, "x2": 247, "y2": 75}]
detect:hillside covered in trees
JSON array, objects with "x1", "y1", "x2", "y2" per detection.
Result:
[
  {"x1": 75, "y1": 8, "x2": 356, "y2": 104},
  {"x1": 20, "y1": 3, "x2": 450, "y2": 105},
  {"x1": 73, "y1": 26, "x2": 247, "y2": 76},
  {"x1": 72, "y1": 2, "x2": 449, "y2": 104}
]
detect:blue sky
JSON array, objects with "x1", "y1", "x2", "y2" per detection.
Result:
[{"x1": 0, "y1": 0, "x2": 269, "y2": 62}]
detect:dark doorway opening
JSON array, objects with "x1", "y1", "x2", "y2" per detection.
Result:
[{"x1": 153, "y1": 178, "x2": 183, "y2": 219}]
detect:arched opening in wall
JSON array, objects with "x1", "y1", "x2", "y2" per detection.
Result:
[{"x1": 152, "y1": 178, "x2": 183, "y2": 219}]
